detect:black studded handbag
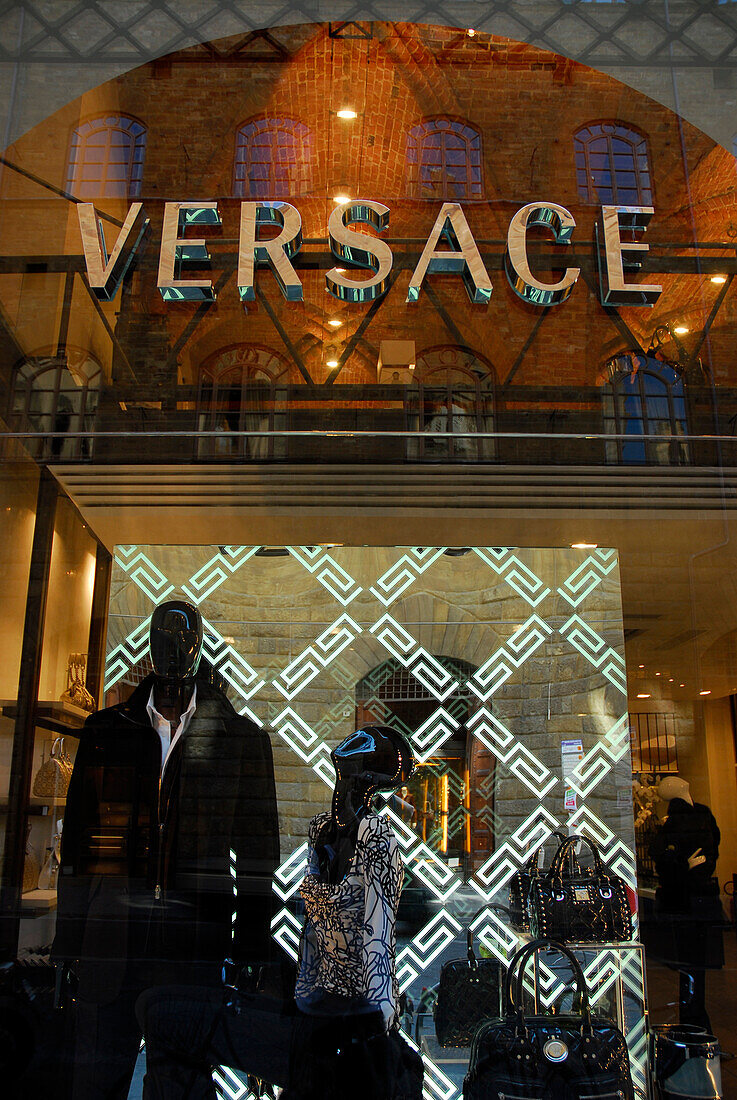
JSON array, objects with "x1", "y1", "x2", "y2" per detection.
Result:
[
  {"x1": 528, "y1": 835, "x2": 633, "y2": 944},
  {"x1": 433, "y1": 929, "x2": 503, "y2": 1047},
  {"x1": 508, "y1": 831, "x2": 579, "y2": 932},
  {"x1": 463, "y1": 938, "x2": 635, "y2": 1100}
]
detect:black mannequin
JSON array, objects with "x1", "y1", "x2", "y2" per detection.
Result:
[
  {"x1": 54, "y1": 597, "x2": 279, "y2": 1100},
  {"x1": 318, "y1": 726, "x2": 415, "y2": 883},
  {"x1": 135, "y1": 726, "x2": 421, "y2": 1100}
]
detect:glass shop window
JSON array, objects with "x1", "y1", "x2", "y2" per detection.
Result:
[
  {"x1": 602, "y1": 352, "x2": 689, "y2": 465},
  {"x1": 406, "y1": 118, "x2": 483, "y2": 200},
  {"x1": 406, "y1": 345, "x2": 496, "y2": 461},
  {"x1": 8, "y1": 352, "x2": 101, "y2": 461},
  {"x1": 233, "y1": 117, "x2": 312, "y2": 197},
  {"x1": 66, "y1": 115, "x2": 146, "y2": 199},
  {"x1": 574, "y1": 121, "x2": 653, "y2": 206},
  {"x1": 196, "y1": 344, "x2": 289, "y2": 459}
]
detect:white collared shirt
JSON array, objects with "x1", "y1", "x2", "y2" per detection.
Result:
[{"x1": 146, "y1": 684, "x2": 197, "y2": 774}]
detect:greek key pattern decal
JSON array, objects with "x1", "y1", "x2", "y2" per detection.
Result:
[
  {"x1": 370, "y1": 614, "x2": 459, "y2": 700},
  {"x1": 287, "y1": 545, "x2": 363, "y2": 605},
  {"x1": 559, "y1": 614, "x2": 627, "y2": 695},
  {"x1": 568, "y1": 805, "x2": 638, "y2": 890},
  {"x1": 472, "y1": 547, "x2": 551, "y2": 607},
  {"x1": 381, "y1": 804, "x2": 461, "y2": 902},
  {"x1": 469, "y1": 806, "x2": 561, "y2": 900},
  {"x1": 468, "y1": 708, "x2": 558, "y2": 798},
  {"x1": 411, "y1": 706, "x2": 460, "y2": 762},
  {"x1": 567, "y1": 714, "x2": 630, "y2": 798},
  {"x1": 104, "y1": 615, "x2": 152, "y2": 689},
  {"x1": 114, "y1": 547, "x2": 174, "y2": 604},
  {"x1": 396, "y1": 910, "x2": 463, "y2": 990},
  {"x1": 273, "y1": 613, "x2": 362, "y2": 700},
  {"x1": 469, "y1": 615, "x2": 553, "y2": 701},
  {"x1": 370, "y1": 547, "x2": 446, "y2": 606},
  {"x1": 182, "y1": 545, "x2": 260, "y2": 605},
  {"x1": 212, "y1": 1067, "x2": 256, "y2": 1100},
  {"x1": 271, "y1": 707, "x2": 336, "y2": 787},
  {"x1": 558, "y1": 549, "x2": 618, "y2": 608}
]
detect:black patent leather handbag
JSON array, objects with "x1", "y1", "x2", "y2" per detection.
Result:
[
  {"x1": 508, "y1": 831, "x2": 578, "y2": 932},
  {"x1": 433, "y1": 929, "x2": 502, "y2": 1047},
  {"x1": 463, "y1": 938, "x2": 635, "y2": 1100},
  {"x1": 528, "y1": 835, "x2": 633, "y2": 944}
]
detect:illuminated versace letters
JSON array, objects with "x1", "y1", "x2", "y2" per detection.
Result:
[
  {"x1": 505, "y1": 202, "x2": 580, "y2": 306},
  {"x1": 79, "y1": 199, "x2": 662, "y2": 310}
]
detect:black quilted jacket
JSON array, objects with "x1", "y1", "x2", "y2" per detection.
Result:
[{"x1": 53, "y1": 674, "x2": 279, "y2": 992}]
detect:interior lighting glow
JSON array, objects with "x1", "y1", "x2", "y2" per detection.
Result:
[
  {"x1": 700, "y1": 690, "x2": 711, "y2": 695},
  {"x1": 336, "y1": 109, "x2": 357, "y2": 119},
  {"x1": 710, "y1": 275, "x2": 727, "y2": 284},
  {"x1": 673, "y1": 325, "x2": 689, "y2": 335},
  {"x1": 326, "y1": 359, "x2": 339, "y2": 368},
  {"x1": 680, "y1": 683, "x2": 685, "y2": 688},
  {"x1": 333, "y1": 193, "x2": 351, "y2": 204},
  {"x1": 636, "y1": 693, "x2": 651, "y2": 699},
  {"x1": 570, "y1": 542, "x2": 597, "y2": 549},
  {"x1": 669, "y1": 678, "x2": 674, "y2": 682},
  {"x1": 467, "y1": 28, "x2": 476, "y2": 37},
  {"x1": 638, "y1": 664, "x2": 644, "y2": 669},
  {"x1": 328, "y1": 319, "x2": 343, "y2": 327}
]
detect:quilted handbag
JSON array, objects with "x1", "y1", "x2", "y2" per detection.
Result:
[
  {"x1": 509, "y1": 831, "x2": 579, "y2": 932},
  {"x1": 433, "y1": 929, "x2": 502, "y2": 1047},
  {"x1": 463, "y1": 938, "x2": 634, "y2": 1100},
  {"x1": 32, "y1": 738, "x2": 73, "y2": 800},
  {"x1": 528, "y1": 835, "x2": 633, "y2": 944}
]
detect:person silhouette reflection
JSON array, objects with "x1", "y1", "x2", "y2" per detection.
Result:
[
  {"x1": 136, "y1": 726, "x2": 423, "y2": 1100},
  {"x1": 53, "y1": 599, "x2": 279, "y2": 1100}
]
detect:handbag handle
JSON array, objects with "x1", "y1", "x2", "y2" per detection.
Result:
[
  {"x1": 523, "y1": 830, "x2": 577, "y2": 875},
  {"x1": 505, "y1": 938, "x2": 592, "y2": 1029},
  {"x1": 547, "y1": 834, "x2": 605, "y2": 883}
]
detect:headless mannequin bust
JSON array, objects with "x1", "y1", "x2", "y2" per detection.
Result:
[
  {"x1": 149, "y1": 598, "x2": 203, "y2": 728},
  {"x1": 316, "y1": 726, "x2": 415, "y2": 884}
]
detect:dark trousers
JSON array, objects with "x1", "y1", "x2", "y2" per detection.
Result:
[{"x1": 136, "y1": 986, "x2": 292, "y2": 1099}]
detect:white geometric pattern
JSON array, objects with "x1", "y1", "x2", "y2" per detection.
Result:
[
  {"x1": 114, "y1": 547, "x2": 174, "y2": 603},
  {"x1": 370, "y1": 615, "x2": 459, "y2": 700},
  {"x1": 212, "y1": 1066, "x2": 257, "y2": 1100},
  {"x1": 380, "y1": 804, "x2": 461, "y2": 902},
  {"x1": 287, "y1": 545, "x2": 363, "y2": 605},
  {"x1": 558, "y1": 548, "x2": 618, "y2": 608},
  {"x1": 271, "y1": 707, "x2": 335, "y2": 786},
  {"x1": 467, "y1": 708, "x2": 558, "y2": 799},
  {"x1": 202, "y1": 616, "x2": 266, "y2": 721},
  {"x1": 469, "y1": 805, "x2": 561, "y2": 901},
  {"x1": 568, "y1": 805, "x2": 638, "y2": 890},
  {"x1": 567, "y1": 714, "x2": 631, "y2": 799},
  {"x1": 370, "y1": 547, "x2": 446, "y2": 606},
  {"x1": 468, "y1": 615, "x2": 552, "y2": 701},
  {"x1": 273, "y1": 613, "x2": 362, "y2": 700},
  {"x1": 396, "y1": 910, "x2": 463, "y2": 990},
  {"x1": 272, "y1": 842, "x2": 310, "y2": 902},
  {"x1": 472, "y1": 547, "x2": 551, "y2": 606},
  {"x1": 559, "y1": 614, "x2": 627, "y2": 695},
  {"x1": 182, "y1": 545, "x2": 259, "y2": 605},
  {"x1": 104, "y1": 615, "x2": 152, "y2": 689},
  {"x1": 410, "y1": 706, "x2": 460, "y2": 762}
]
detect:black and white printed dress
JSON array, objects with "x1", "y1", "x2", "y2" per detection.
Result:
[{"x1": 295, "y1": 811, "x2": 404, "y2": 1029}]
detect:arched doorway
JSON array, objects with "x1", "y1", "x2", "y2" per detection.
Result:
[
  {"x1": 406, "y1": 345, "x2": 496, "y2": 462},
  {"x1": 355, "y1": 654, "x2": 494, "y2": 872}
]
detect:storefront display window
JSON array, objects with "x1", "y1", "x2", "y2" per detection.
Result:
[{"x1": 1, "y1": 7, "x2": 737, "y2": 1098}]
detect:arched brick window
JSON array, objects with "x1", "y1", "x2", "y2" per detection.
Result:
[
  {"x1": 574, "y1": 122, "x2": 652, "y2": 205},
  {"x1": 407, "y1": 345, "x2": 496, "y2": 461},
  {"x1": 406, "y1": 119, "x2": 483, "y2": 200},
  {"x1": 602, "y1": 351, "x2": 688, "y2": 465},
  {"x1": 233, "y1": 118, "x2": 312, "y2": 197},
  {"x1": 66, "y1": 115, "x2": 146, "y2": 199},
  {"x1": 197, "y1": 344, "x2": 290, "y2": 459},
  {"x1": 8, "y1": 350, "x2": 101, "y2": 460}
]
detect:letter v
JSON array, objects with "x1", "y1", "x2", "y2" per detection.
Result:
[{"x1": 78, "y1": 202, "x2": 149, "y2": 301}]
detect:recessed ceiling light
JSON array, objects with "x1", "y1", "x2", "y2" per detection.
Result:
[
  {"x1": 571, "y1": 542, "x2": 597, "y2": 549},
  {"x1": 638, "y1": 664, "x2": 644, "y2": 669},
  {"x1": 655, "y1": 672, "x2": 661, "y2": 676},
  {"x1": 637, "y1": 693, "x2": 651, "y2": 699},
  {"x1": 336, "y1": 109, "x2": 357, "y2": 119},
  {"x1": 333, "y1": 193, "x2": 351, "y2": 204},
  {"x1": 680, "y1": 683, "x2": 685, "y2": 687},
  {"x1": 711, "y1": 275, "x2": 727, "y2": 285},
  {"x1": 668, "y1": 678, "x2": 674, "y2": 682},
  {"x1": 328, "y1": 319, "x2": 343, "y2": 327},
  {"x1": 467, "y1": 28, "x2": 476, "y2": 37},
  {"x1": 674, "y1": 325, "x2": 689, "y2": 335},
  {"x1": 700, "y1": 689, "x2": 711, "y2": 695},
  {"x1": 326, "y1": 359, "x2": 339, "y2": 368}
]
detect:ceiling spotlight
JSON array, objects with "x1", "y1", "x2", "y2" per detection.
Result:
[
  {"x1": 638, "y1": 664, "x2": 644, "y2": 669},
  {"x1": 673, "y1": 325, "x2": 689, "y2": 335},
  {"x1": 700, "y1": 689, "x2": 711, "y2": 696},
  {"x1": 328, "y1": 319, "x2": 343, "y2": 327},
  {"x1": 333, "y1": 193, "x2": 351, "y2": 204},
  {"x1": 637, "y1": 693, "x2": 651, "y2": 699},
  {"x1": 336, "y1": 108, "x2": 357, "y2": 119},
  {"x1": 655, "y1": 672, "x2": 661, "y2": 676},
  {"x1": 711, "y1": 275, "x2": 727, "y2": 285},
  {"x1": 680, "y1": 683, "x2": 685, "y2": 687},
  {"x1": 467, "y1": 29, "x2": 476, "y2": 37},
  {"x1": 326, "y1": 358, "x2": 339, "y2": 368},
  {"x1": 571, "y1": 542, "x2": 597, "y2": 549},
  {"x1": 668, "y1": 678, "x2": 674, "y2": 682}
]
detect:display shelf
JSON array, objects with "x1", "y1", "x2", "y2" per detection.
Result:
[
  {"x1": 20, "y1": 889, "x2": 57, "y2": 912},
  {"x1": 0, "y1": 799, "x2": 66, "y2": 816},
  {"x1": 0, "y1": 698, "x2": 88, "y2": 735}
]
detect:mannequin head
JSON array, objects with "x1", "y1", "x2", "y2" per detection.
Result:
[
  {"x1": 658, "y1": 775, "x2": 693, "y2": 806},
  {"x1": 150, "y1": 599, "x2": 203, "y2": 683},
  {"x1": 331, "y1": 725, "x2": 415, "y2": 829}
]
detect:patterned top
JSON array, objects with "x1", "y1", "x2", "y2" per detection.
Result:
[{"x1": 295, "y1": 811, "x2": 403, "y2": 1029}]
